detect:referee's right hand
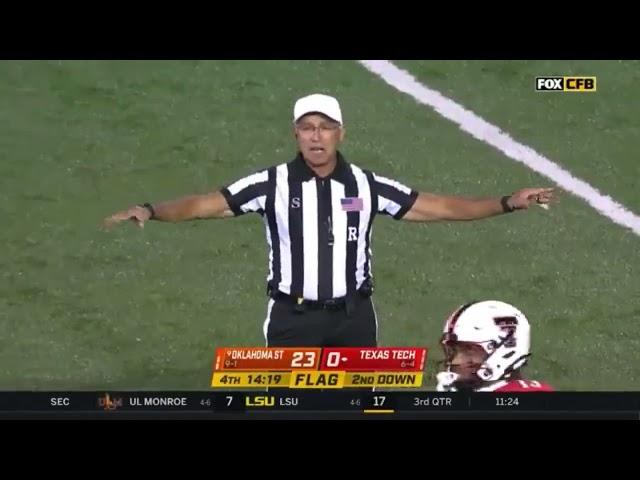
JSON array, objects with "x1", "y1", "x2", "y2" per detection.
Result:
[{"x1": 102, "y1": 205, "x2": 151, "y2": 230}]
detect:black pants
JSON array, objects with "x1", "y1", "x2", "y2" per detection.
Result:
[{"x1": 264, "y1": 294, "x2": 378, "y2": 347}]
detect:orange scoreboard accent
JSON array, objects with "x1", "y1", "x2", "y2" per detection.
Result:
[{"x1": 214, "y1": 347, "x2": 322, "y2": 371}]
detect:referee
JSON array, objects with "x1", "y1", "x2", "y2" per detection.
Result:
[{"x1": 103, "y1": 93, "x2": 554, "y2": 348}]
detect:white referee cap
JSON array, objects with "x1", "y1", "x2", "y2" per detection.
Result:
[{"x1": 293, "y1": 93, "x2": 343, "y2": 125}]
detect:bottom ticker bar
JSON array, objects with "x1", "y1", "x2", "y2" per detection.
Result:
[{"x1": 0, "y1": 392, "x2": 639, "y2": 415}]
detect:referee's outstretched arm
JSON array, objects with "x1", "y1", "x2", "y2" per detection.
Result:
[
  {"x1": 102, "y1": 191, "x2": 233, "y2": 229},
  {"x1": 401, "y1": 187, "x2": 555, "y2": 222}
]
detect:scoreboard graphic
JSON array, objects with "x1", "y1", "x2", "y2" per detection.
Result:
[
  {"x1": 1, "y1": 346, "x2": 636, "y2": 418},
  {"x1": 211, "y1": 347, "x2": 428, "y2": 388}
]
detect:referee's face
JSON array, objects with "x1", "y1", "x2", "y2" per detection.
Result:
[{"x1": 294, "y1": 114, "x2": 344, "y2": 169}]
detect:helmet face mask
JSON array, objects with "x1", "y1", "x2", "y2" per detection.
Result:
[
  {"x1": 441, "y1": 339, "x2": 489, "y2": 390},
  {"x1": 437, "y1": 301, "x2": 532, "y2": 390}
]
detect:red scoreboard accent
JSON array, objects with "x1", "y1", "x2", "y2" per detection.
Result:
[
  {"x1": 319, "y1": 347, "x2": 427, "y2": 371},
  {"x1": 215, "y1": 347, "x2": 322, "y2": 371}
]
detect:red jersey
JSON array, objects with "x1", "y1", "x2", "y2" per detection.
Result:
[{"x1": 492, "y1": 379, "x2": 554, "y2": 392}]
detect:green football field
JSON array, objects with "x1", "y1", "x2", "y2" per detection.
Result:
[{"x1": 1, "y1": 60, "x2": 638, "y2": 391}]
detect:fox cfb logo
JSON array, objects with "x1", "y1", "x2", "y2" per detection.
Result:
[{"x1": 535, "y1": 76, "x2": 597, "y2": 92}]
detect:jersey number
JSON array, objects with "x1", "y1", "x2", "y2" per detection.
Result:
[{"x1": 517, "y1": 380, "x2": 541, "y2": 389}]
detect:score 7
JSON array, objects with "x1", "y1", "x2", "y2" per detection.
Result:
[{"x1": 291, "y1": 351, "x2": 316, "y2": 368}]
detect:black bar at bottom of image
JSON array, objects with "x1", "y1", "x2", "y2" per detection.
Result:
[{"x1": 0, "y1": 410, "x2": 636, "y2": 420}]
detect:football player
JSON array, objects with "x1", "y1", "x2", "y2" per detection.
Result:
[{"x1": 436, "y1": 300, "x2": 553, "y2": 392}]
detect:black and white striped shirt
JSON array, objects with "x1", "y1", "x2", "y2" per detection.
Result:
[{"x1": 220, "y1": 152, "x2": 418, "y2": 301}]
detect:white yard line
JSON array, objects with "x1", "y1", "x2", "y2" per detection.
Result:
[{"x1": 358, "y1": 60, "x2": 640, "y2": 237}]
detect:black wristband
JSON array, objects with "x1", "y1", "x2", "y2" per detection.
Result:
[
  {"x1": 140, "y1": 203, "x2": 156, "y2": 219},
  {"x1": 500, "y1": 195, "x2": 515, "y2": 213}
]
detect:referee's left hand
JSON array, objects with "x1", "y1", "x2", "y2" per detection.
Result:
[{"x1": 507, "y1": 188, "x2": 556, "y2": 210}]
